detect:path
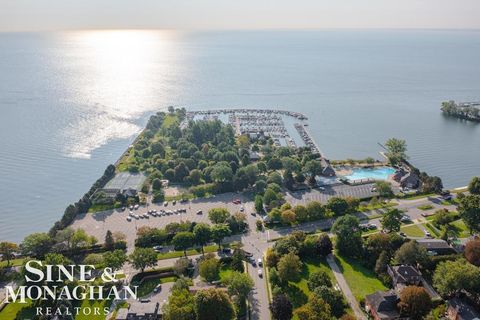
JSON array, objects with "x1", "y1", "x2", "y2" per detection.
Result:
[{"x1": 326, "y1": 254, "x2": 366, "y2": 320}]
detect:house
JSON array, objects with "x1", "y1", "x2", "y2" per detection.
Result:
[
  {"x1": 393, "y1": 169, "x2": 407, "y2": 182},
  {"x1": 249, "y1": 151, "x2": 261, "y2": 161},
  {"x1": 399, "y1": 172, "x2": 420, "y2": 189},
  {"x1": 101, "y1": 172, "x2": 147, "y2": 198},
  {"x1": 447, "y1": 297, "x2": 480, "y2": 320},
  {"x1": 365, "y1": 290, "x2": 401, "y2": 320},
  {"x1": 320, "y1": 158, "x2": 336, "y2": 177},
  {"x1": 416, "y1": 239, "x2": 458, "y2": 255},
  {"x1": 116, "y1": 301, "x2": 160, "y2": 320},
  {"x1": 387, "y1": 265, "x2": 422, "y2": 288}
]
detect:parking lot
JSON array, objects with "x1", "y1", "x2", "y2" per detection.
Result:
[{"x1": 70, "y1": 192, "x2": 253, "y2": 250}]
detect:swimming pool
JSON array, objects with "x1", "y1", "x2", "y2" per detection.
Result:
[{"x1": 343, "y1": 167, "x2": 396, "y2": 181}]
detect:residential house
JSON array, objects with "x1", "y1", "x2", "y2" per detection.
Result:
[
  {"x1": 116, "y1": 301, "x2": 160, "y2": 320},
  {"x1": 447, "y1": 297, "x2": 480, "y2": 320},
  {"x1": 416, "y1": 239, "x2": 458, "y2": 256},
  {"x1": 365, "y1": 290, "x2": 401, "y2": 320}
]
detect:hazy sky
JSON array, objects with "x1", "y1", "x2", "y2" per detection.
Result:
[{"x1": 1, "y1": 0, "x2": 479, "y2": 31}]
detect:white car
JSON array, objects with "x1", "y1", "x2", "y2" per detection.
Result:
[
  {"x1": 134, "y1": 204, "x2": 140, "y2": 210},
  {"x1": 258, "y1": 269, "x2": 263, "y2": 277},
  {"x1": 126, "y1": 216, "x2": 132, "y2": 222},
  {"x1": 257, "y1": 258, "x2": 263, "y2": 267}
]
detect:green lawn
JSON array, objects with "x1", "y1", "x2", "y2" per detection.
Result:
[
  {"x1": 400, "y1": 224, "x2": 425, "y2": 237},
  {"x1": 423, "y1": 223, "x2": 441, "y2": 238},
  {"x1": 0, "y1": 300, "x2": 35, "y2": 320},
  {"x1": 88, "y1": 203, "x2": 114, "y2": 213},
  {"x1": 451, "y1": 219, "x2": 471, "y2": 238},
  {"x1": 135, "y1": 276, "x2": 177, "y2": 297},
  {"x1": 0, "y1": 258, "x2": 25, "y2": 267},
  {"x1": 157, "y1": 244, "x2": 226, "y2": 260},
  {"x1": 335, "y1": 254, "x2": 387, "y2": 302},
  {"x1": 358, "y1": 201, "x2": 398, "y2": 212},
  {"x1": 417, "y1": 204, "x2": 434, "y2": 211},
  {"x1": 283, "y1": 256, "x2": 334, "y2": 308}
]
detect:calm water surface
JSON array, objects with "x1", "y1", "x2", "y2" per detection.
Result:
[{"x1": 1, "y1": 30, "x2": 480, "y2": 242}]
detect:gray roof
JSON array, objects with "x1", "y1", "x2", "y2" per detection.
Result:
[
  {"x1": 416, "y1": 239, "x2": 457, "y2": 253},
  {"x1": 365, "y1": 290, "x2": 400, "y2": 319},
  {"x1": 104, "y1": 172, "x2": 147, "y2": 192},
  {"x1": 448, "y1": 298, "x2": 480, "y2": 320}
]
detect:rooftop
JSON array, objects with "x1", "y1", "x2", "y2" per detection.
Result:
[{"x1": 104, "y1": 172, "x2": 147, "y2": 192}]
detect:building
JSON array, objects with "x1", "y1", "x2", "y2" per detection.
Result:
[
  {"x1": 365, "y1": 290, "x2": 401, "y2": 320},
  {"x1": 399, "y1": 172, "x2": 420, "y2": 189},
  {"x1": 447, "y1": 297, "x2": 480, "y2": 320},
  {"x1": 101, "y1": 172, "x2": 147, "y2": 198},
  {"x1": 387, "y1": 265, "x2": 422, "y2": 288},
  {"x1": 416, "y1": 239, "x2": 458, "y2": 255},
  {"x1": 320, "y1": 158, "x2": 336, "y2": 177},
  {"x1": 116, "y1": 301, "x2": 160, "y2": 320}
]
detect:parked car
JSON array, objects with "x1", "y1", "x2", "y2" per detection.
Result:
[
  {"x1": 222, "y1": 248, "x2": 231, "y2": 254},
  {"x1": 251, "y1": 212, "x2": 256, "y2": 217},
  {"x1": 258, "y1": 269, "x2": 263, "y2": 278},
  {"x1": 163, "y1": 201, "x2": 168, "y2": 206},
  {"x1": 172, "y1": 200, "x2": 176, "y2": 205},
  {"x1": 153, "y1": 284, "x2": 162, "y2": 293},
  {"x1": 153, "y1": 246, "x2": 163, "y2": 252},
  {"x1": 399, "y1": 232, "x2": 407, "y2": 237},
  {"x1": 134, "y1": 204, "x2": 140, "y2": 210},
  {"x1": 243, "y1": 251, "x2": 253, "y2": 258},
  {"x1": 233, "y1": 199, "x2": 241, "y2": 204},
  {"x1": 257, "y1": 258, "x2": 263, "y2": 267},
  {"x1": 196, "y1": 210, "x2": 203, "y2": 215},
  {"x1": 240, "y1": 207, "x2": 245, "y2": 212},
  {"x1": 126, "y1": 217, "x2": 132, "y2": 222}
]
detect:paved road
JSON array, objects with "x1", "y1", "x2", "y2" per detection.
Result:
[{"x1": 326, "y1": 254, "x2": 366, "y2": 320}]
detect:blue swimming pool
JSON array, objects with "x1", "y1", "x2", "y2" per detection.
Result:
[{"x1": 343, "y1": 167, "x2": 396, "y2": 181}]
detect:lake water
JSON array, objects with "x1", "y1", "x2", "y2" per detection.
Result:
[{"x1": 1, "y1": 30, "x2": 480, "y2": 242}]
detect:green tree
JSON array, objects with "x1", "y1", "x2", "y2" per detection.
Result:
[
  {"x1": 385, "y1": 138, "x2": 408, "y2": 165},
  {"x1": 0, "y1": 242, "x2": 18, "y2": 266},
  {"x1": 208, "y1": 208, "x2": 230, "y2": 224},
  {"x1": 103, "y1": 249, "x2": 127, "y2": 271},
  {"x1": 331, "y1": 214, "x2": 363, "y2": 257},
  {"x1": 394, "y1": 241, "x2": 428, "y2": 266},
  {"x1": 381, "y1": 208, "x2": 402, "y2": 233},
  {"x1": 21, "y1": 232, "x2": 54, "y2": 259},
  {"x1": 172, "y1": 232, "x2": 195, "y2": 257},
  {"x1": 152, "y1": 178, "x2": 162, "y2": 190},
  {"x1": 281, "y1": 209, "x2": 296, "y2": 225},
  {"x1": 433, "y1": 258, "x2": 480, "y2": 298},
  {"x1": 398, "y1": 286, "x2": 432, "y2": 320},
  {"x1": 194, "y1": 288, "x2": 236, "y2": 320},
  {"x1": 162, "y1": 289, "x2": 196, "y2": 320},
  {"x1": 307, "y1": 270, "x2": 332, "y2": 291},
  {"x1": 211, "y1": 224, "x2": 231, "y2": 249},
  {"x1": 211, "y1": 163, "x2": 234, "y2": 183},
  {"x1": 129, "y1": 247, "x2": 158, "y2": 272},
  {"x1": 458, "y1": 194, "x2": 480, "y2": 234},
  {"x1": 468, "y1": 176, "x2": 480, "y2": 194},
  {"x1": 304, "y1": 160, "x2": 322, "y2": 184},
  {"x1": 464, "y1": 239, "x2": 480, "y2": 266},
  {"x1": 193, "y1": 223, "x2": 211, "y2": 255},
  {"x1": 326, "y1": 197, "x2": 349, "y2": 216},
  {"x1": 104, "y1": 230, "x2": 115, "y2": 251},
  {"x1": 294, "y1": 294, "x2": 332, "y2": 320},
  {"x1": 313, "y1": 286, "x2": 347, "y2": 318},
  {"x1": 315, "y1": 234, "x2": 333, "y2": 256},
  {"x1": 255, "y1": 195, "x2": 264, "y2": 213},
  {"x1": 222, "y1": 271, "x2": 254, "y2": 301},
  {"x1": 83, "y1": 253, "x2": 104, "y2": 266},
  {"x1": 270, "y1": 294, "x2": 293, "y2": 320},
  {"x1": 277, "y1": 252, "x2": 302, "y2": 282},
  {"x1": 375, "y1": 181, "x2": 393, "y2": 197},
  {"x1": 189, "y1": 169, "x2": 203, "y2": 185},
  {"x1": 199, "y1": 257, "x2": 220, "y2": 282}
]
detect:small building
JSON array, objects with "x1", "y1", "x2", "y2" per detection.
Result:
[
  {"x1": 416, "y1": 239, "x2": 458, "y2": 255},
  {"x1": 447, "y1": 297, "x2": 480, "y2": 320},
  {"x1": 400, "y1": 172, "x2": 420, "y2": 189},
  {"x1": 392, "y1": 169, "x2": 407, "y2": 182},
  {"x1": 101, "y1": 172, "x2": 147, "y2": 198},
  {"x1": 249, "y1": 151, "x2": 261, "y2": 161},
  {"x1": 387, "y1": 265, "x2": 422, "y2": 288},
  {"x1": 116, "y1": 301, "x2": 160, "y2": 320},
  {"x1": 320, "y1": 158, "x2": 336, "y2": 177},
  {"x1": 365, "y1": 290, "x2": 401, "y2": 320}
]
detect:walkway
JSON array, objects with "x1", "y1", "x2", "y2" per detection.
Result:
[{"x1": 326, "y1": 254, "x2": 366, "y2": 320}]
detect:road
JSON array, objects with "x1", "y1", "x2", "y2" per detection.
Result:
[{"x1": 326, "y1": 254, "x2": 366, "y2": 320}]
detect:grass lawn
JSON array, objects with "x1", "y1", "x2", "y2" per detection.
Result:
[
  {"x1": 88, "y1": 203, "x2": 114, "y2": 213},
  {"x1": 417, "y1": 204, "x2": 434, "y2": 211},
  {"x1": 335, "y1": 254, "x2": 387, "y2": 302},
  {"x1": 400, "y1": 224, "x2": 425, "y2": 237},
  {"x1": 358, "y1": 201, "x2": 398, "y2": 212},
  {"x1": 76, "y1": 299, "x2": 112, "y2": 320},
  {"x1": 451, "y1": 219, "x2": 471, "y2": 238},
  {"x1": 157, "y1": 244, "x2": 221, "y2": 260},
  {"x1": 0, "y1": 258, "x2": 25, "y2": 267},
  {"x1": 283, "y1": 256, "x2": 333, "y2": 308},
  {"x1": 0, "y1": 300, "x2": 35, "y2": 319},
  {"x1": 422, "y1": 223, "x2": 441, "y2": 238},
  {"x1": 135, "y1": 276, "x2": 177, "y2": 297}
]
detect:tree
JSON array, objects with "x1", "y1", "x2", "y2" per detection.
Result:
[
  {"x1": 315, "y1": 234, "x2": 333, "y2": 256},
  {"x1": 277, "y1": 252, "x2": 302, "y2": 282},
  {"x1": 193, "y1": 223, "x2": 211, "y2": 255},
  {"x1": 152, "y1": 178, "x2": 162, "y2": 190},
  {"x1": 375, "y1": 250, "x2": 391, "y2": 275},
  {"x1": 281, "y1": 210, "x2": 296, "y2": 225},
  {"x1": 172, "y1": 232, "x2": 195, "y2": 257},
  {"x1": 294, "y1": 294, "x2": 332, "y2": 320},
  {"x1": 375, "y1": 181, "x2": 393, "y2": 197},
  {"x1": 326, "y1": 197, "x2": 349, "y2": 216},
  {"x1": 306, "y1": 201, "x2": 326, "y2": 220},
  {"x1": 83, "y1": 253, "x2": 104, "y2": 266},
  {"x1": 211, "y1": 224, "x2": 231, "y2": 249},
  {"x1": 189, "y1": 169, "x2": 203, "y2": 185},
  {"x1": 0, "y1": 242, "x2": 18, "y2": 266},
  {"x1": 194, "y1": 288, "x2": 236, "y2": 320},
  {"x1": 222, "y1": 271, "x2": 254, "y2": 301},
  {"x1": 231, "y1": 249, "x2": 245, "y2": 272},
  {"x1": 433, "y1": 258, "x2": 480, "y2": 298},
  {"x1": 313, "y1": 286, "x2": 347, "y2": 318},
  {"x1": 468, "y1": 176, "x2": 480, "y2": 194},
  {"x1": 308, "y1": 270, "x2": 332, "y2": 291},
  {"x1": 394, "y1": 241, "x2": 428, "y2": 266},
  {"x1": 331, "y1": 214, "x2": 363, "y2": 257},
  {"x1": 162, "y1": 289, "x2": 196, "y2": 320},
  {"x1": 208, "y1": 208, "x2": 230, "y2": 224},
  {"x1": 304, "y1": 160, "x2": 322, "y2": 184},
  {"x1": 465, "y1": 239, "x2": 480, "y2": 266},
  {"x1": 458, "y1": 195, "x2": 480, "y2": 234},
  {"x1": 21, "y1": 232, "x2": 54, "y2": 258},
  {"x1": 129, "y1": 247, "x2": 158, "y2": 272},
  {"x1": 266, "y1": 247, "x2": 280, "y2": 268},
  {"x1": 104, "y1": 230, "x2": 115, "y2": 251},
  {"x1": 174, "y1": 162, "x2": 190, "y2": 182},
  {"x1": 270, "y1": 294, "x2": 293, "y2": 320},
  {"x1": 211, "y1": 163, "x2": 234, "y2": 183},
  {"x1": 255, "y1": 195, "x2": 264, "y2": 213},
  {"x1": 381, "y1": 208, "x2": 402, "y2": 233},
  {"x1": 103, "y1": 249, "x2": 127, "y2": 271},
  {"x1": 398, "y1": 286, "x2": 432, "y2": 320},
  {"x1": 173, "y1": 257, "x2": 191, "y2": 276},
  {"x1": 199, "y1": 257, "x2": 220, "y2": 282},
  {"x1": 385, "y1": 138, "x2": 408, "y2": 165}
]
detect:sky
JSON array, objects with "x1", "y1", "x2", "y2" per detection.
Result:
[{"x1": 1, "y1": 0, "x2": 479, "y2": 31}]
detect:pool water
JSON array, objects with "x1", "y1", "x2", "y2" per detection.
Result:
[{"x1": 343, "y1": 167, "x2": 396, "y2": 181}]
